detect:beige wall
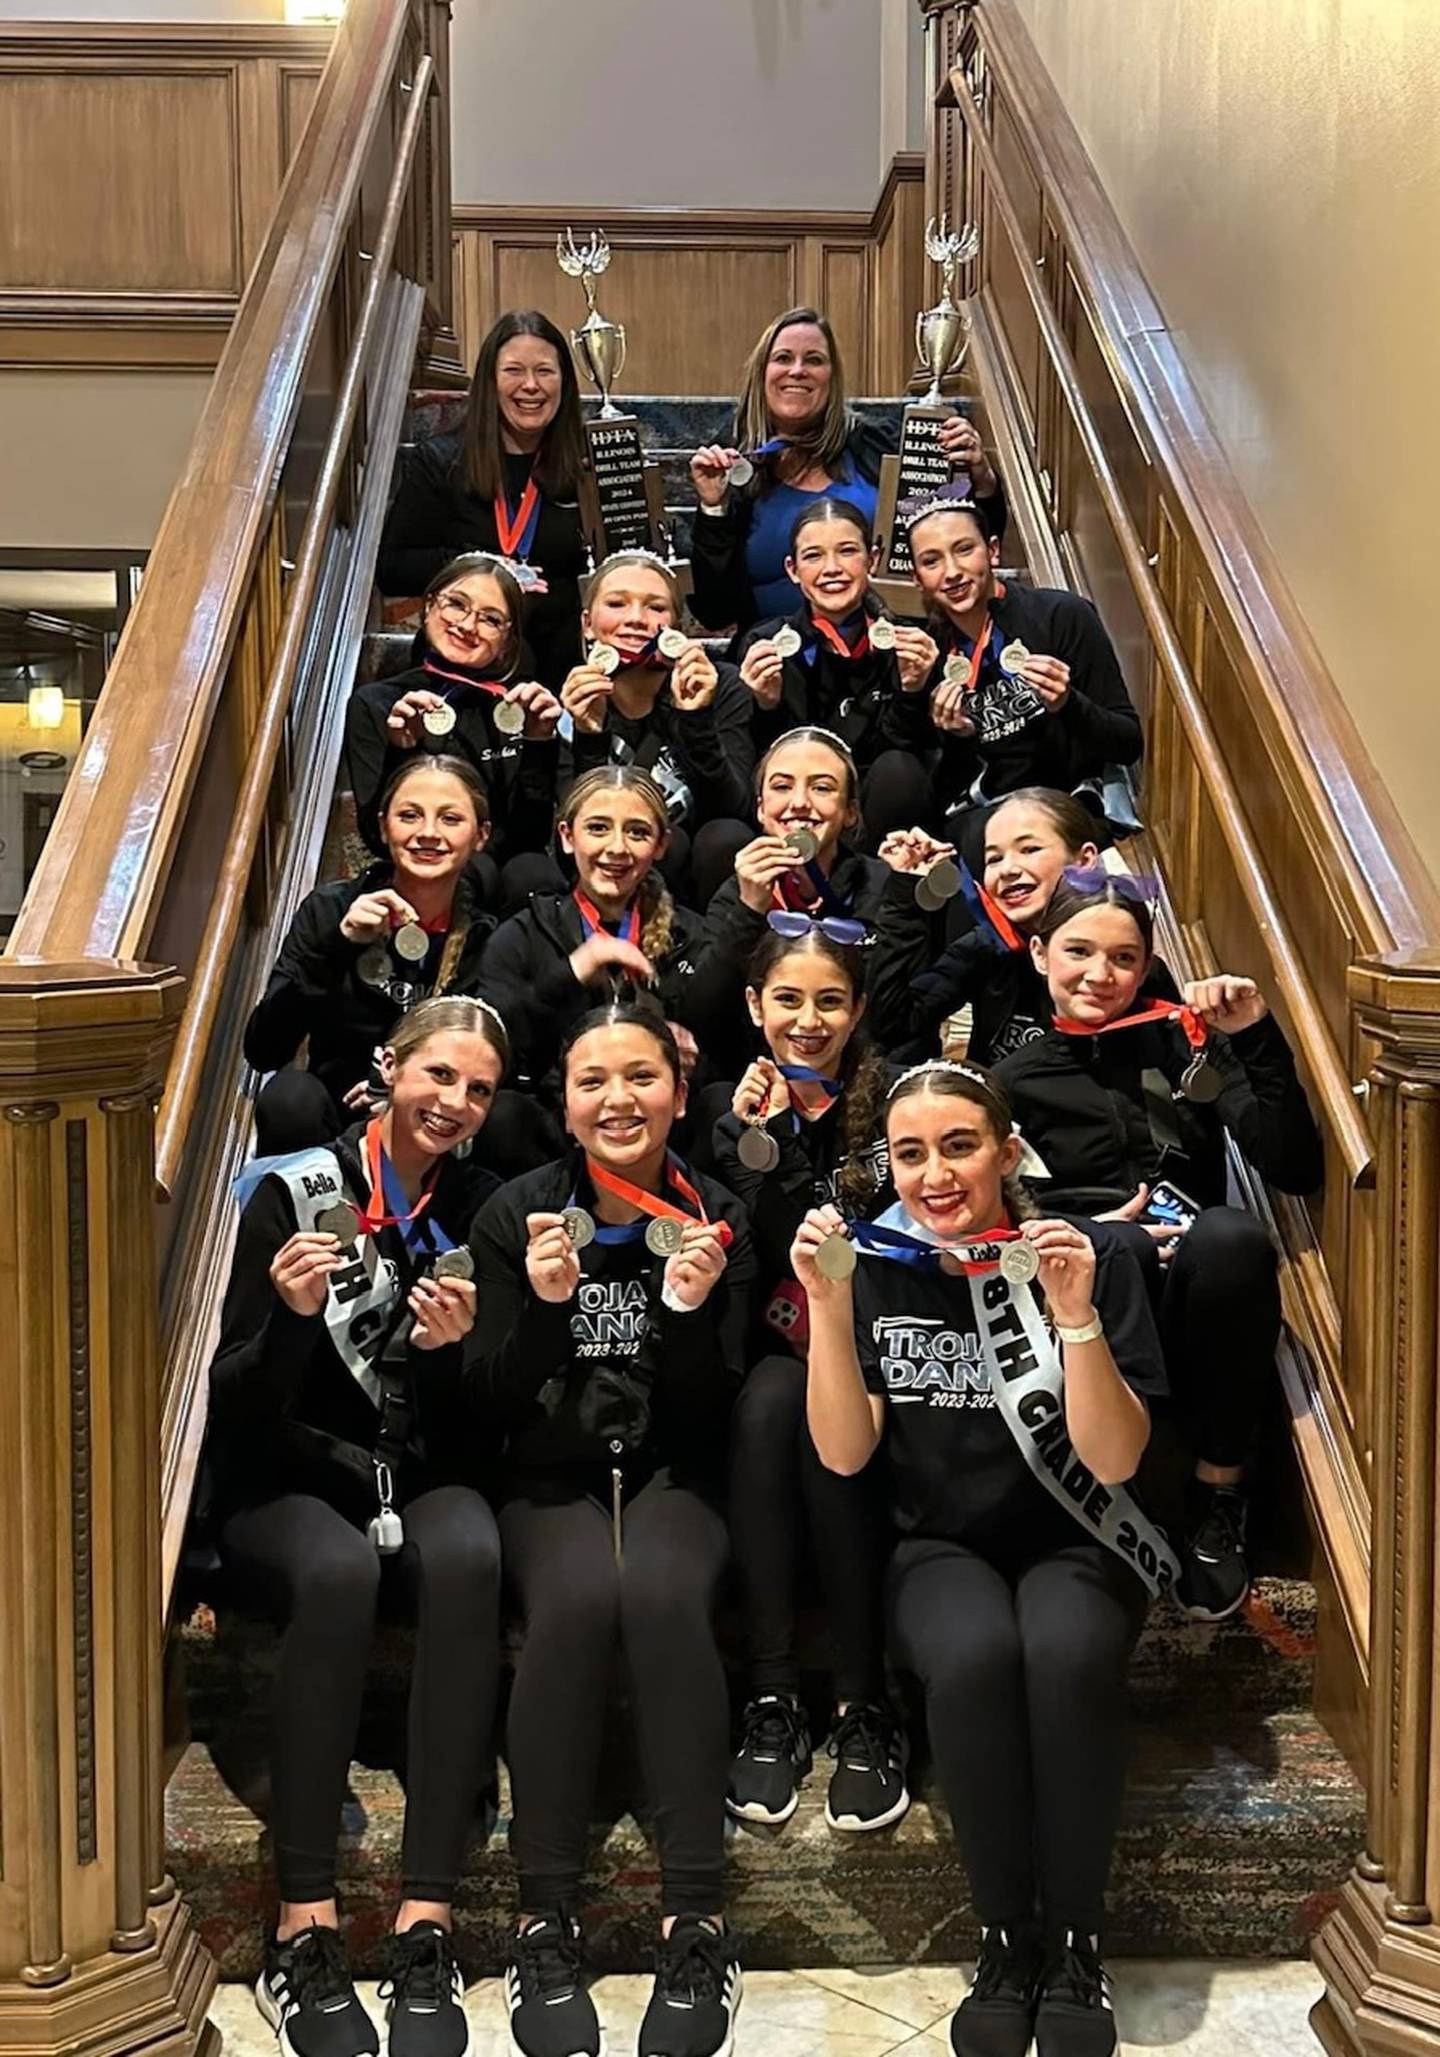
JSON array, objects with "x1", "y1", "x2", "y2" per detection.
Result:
[
  {"x1": 1013, "y1": 0, "x2": 1440, "y2": 877},
  {"x1": 0, "y1": 370, "x2": 209, "y2": 547},
  {"x1": 452, "y1": 0, "x2": 920, "y2": 211}
]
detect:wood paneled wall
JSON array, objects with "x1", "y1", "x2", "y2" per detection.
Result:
[
  {"x1": 0, "y1": 22, "x2": 332, "y2": 370},
  {"x1": 451, "y1": 153, "x2": 926, "y2": 396}
]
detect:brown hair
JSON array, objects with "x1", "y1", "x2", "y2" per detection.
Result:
[
  {"x1": 1034, "y1": 879, "x2": 1155, "y2": 956},
  {"x1": 746, "y1": 926, "x2": 888, "y2": 1212},
  {"x1": 385, "y1": 994, "x2": 510, "y2": 1078},
  {"x1": 582, "y1": 550, "x2": 683, "y2": 619},
  {"x1": 885, "y1": 1061, "x2": 1037, "y2": 1223},
  {"x1": 733, "y1": 307, "x2": 851, "y2": 482},
  {"x1": 560, "y1": 999, "x2": 681, "y2": 1087},
  {"x1": 787, "y1": 494, "x2": 875, "y2": 558},
  {"x1": 985, "y1": 786, "x2": 1099, "y2": 860},
  {"x1": 459, "y1": 309, "x2": 586, "y2": 503},
  {"x1": 377, "y1": 756, "x2": 490, "y2": 996},
  {"x1": 420, "y1": 552, "x2": 525, "y2": 680},
  {"x1": 755, "y1": 725, "x2": 860, "y2": 813},
  {"x1": 558, "y1": 764, "x2": 676, "y2": 966}
]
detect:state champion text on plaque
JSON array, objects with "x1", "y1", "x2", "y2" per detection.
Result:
[{"x1": 583, "y1": 416, "x2": 654, "y2": 557}]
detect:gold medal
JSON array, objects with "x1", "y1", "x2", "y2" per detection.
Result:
[
  {"x1": 657, "y1": 627, "x2": 687, "y2": 660},
  {"x1": 422, "y1": 702, "x2": 457, "y2": 736},
  {"x1": 493, "y1": 698, "x2": 526, "y2": 736},
  {"x1": 1000, "y1": 639, "x2": 1032, "y2": 675},
  {"x1": 589, "y1": 642, "x2": 621, "y2": 676},
  {"x1": 868, "y1": 617, "x2": 897, "y2": 652},
  {"x1": 392, "y1": 922, "x2": 430, "y2": 963},
  {"x1": 943, "y1": 652, "x2": 971, "y2": 686},
  {"x1": 785, "y1": 826, "x2": 819, "y2": 864},
  {"x1": 814, "y1": 1233, "x2": 857, "y2": 1282}
]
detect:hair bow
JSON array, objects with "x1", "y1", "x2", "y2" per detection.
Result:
[{"x1": 1060, "y1": 865, "x2": 1159, "y2": 904}]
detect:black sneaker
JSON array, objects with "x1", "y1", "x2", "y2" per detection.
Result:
[
  {"x1": 824, "y1": 1702, "x2": 910, "y2": 1832},
  {"x1": 505, "y1": 1914, "x2": 601, "y2": 2057},
  {"x1": 380, "y1": 1923, "x2": 468, "y2": 2057},
  {"x1": 1177, "y1": 1483, "x2": 1250, "y2": 1622},
  {"x1": 726, "y1": 1694, "x2": 812, "y2": 1825},
  {"x1": 950, "y1": 1925, "x2": 1039, "y2": 2057},
  {"x1": 256, "y1": 1925, "x2": 379, "y2": 2057},
  {"x1": 638, "y1": 1917, "x2": 741, "y2": 2057},
  {"x1": 1034, "y1": 1932, "x2": 1116, "y2": 2057}
]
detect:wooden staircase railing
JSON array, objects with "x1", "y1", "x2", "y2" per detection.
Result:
[
  {"x1": 0, "y1": 3, "x2": 452, "y2": 2047},
  {"x1": 914, "y1": 4, "x2": 1440, "y2": 2050}
]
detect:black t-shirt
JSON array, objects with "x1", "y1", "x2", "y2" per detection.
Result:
[{"x1": 854, "y1": 1219, "x2": 1165, "y2": 1547}]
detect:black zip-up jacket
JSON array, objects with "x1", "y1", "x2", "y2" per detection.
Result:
[
  {"x1": 208, "y1": 1124, "x2": 498, "y2": 1519},
  {"x1": 377, "y1": 436, "x2": 586, "y2": 687},
  {"x1": 563, "y1": 660, "x2": 755, "y2": 827},
  {"x1": 346, "y1": 657, "x2": 562, "y2": 859},
  {"x1": 995, "y1": 1011, "x2": 1325, "y2": 1213},
  {"x1": 731, "y1": 600, "x2": 932, "y2": 772},
  {"x1": 243, "y1": 865, "x2": 497, "y2": 1109},
  {"x1": 690, "y1": 416, "x2": 1009, "y2": 632},
  {"x1": 464, "y1": 1155, "x2": 754, "y2": 1488},
  {"x1": 927, "y1": 584, "x2": 1142, "y2": 807}
]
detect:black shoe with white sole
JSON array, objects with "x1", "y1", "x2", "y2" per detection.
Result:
[
  {"x1": 1177, "y1": 1483, "x2": 1250, "y2": 1622},
  {"x1": 637, "y1": 1918, "x2": 741, "y2": 2057},
  {"x1": 949, "y1": 1924, "x2": 1039, "y2": 2057},
  {"x1": 824, "y1": 1702, "x2": 910, "y2": 1831},
  {"x1": 256, "y1": 1925, "x2": 379, "y2": 2057},
  {"x1": 726, "y1": 1693, "x2": 812, "y2": 1825},
  {"x1": 380, "y1": 1922, "x2": 468, "y2": 2057},
  {"x1": 505, "y1": 1914, "x2": 601, "y2": 2057},
  {"x1": 1034, "y1": 1932, "x2": 1117, "y2": 2057}
]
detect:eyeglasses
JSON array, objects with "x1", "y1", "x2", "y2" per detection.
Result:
[
  {"x1": 432, "y1": 592, "x2": 511, "y2": 634},
  {"x1": 766, "y1": 910, "x2": 868, "y2": 948}
]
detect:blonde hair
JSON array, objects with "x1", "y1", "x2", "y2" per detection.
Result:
[
  {"x1": 733, "y1": 307, "x2": 851, "y2": 479},
  {"x1": 583, "y1": 550, "x2": 682, "y2": 618},
  {"x1": 558, "y1": 765, "x2": 676, "y2": 966},
  {"x1": 385, "y1": 994, "x2": 510, "y2": 1077},
  {"x1": 379, "y1": 755, "x2": 491, "y2": 997}
]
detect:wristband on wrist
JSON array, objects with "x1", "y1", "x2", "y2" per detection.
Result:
[{"x1": 1053, "y1": 1312, "x2": 1105, "y2": 1346}]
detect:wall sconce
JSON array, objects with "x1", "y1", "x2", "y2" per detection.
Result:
[{"x1": 26, "y1": 685, "x2": 65, "y2": 730}]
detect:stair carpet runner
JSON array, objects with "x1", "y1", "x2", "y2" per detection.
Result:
[{"x1": 168, "y1": 392, "x2": 1365, "y2": 1979}]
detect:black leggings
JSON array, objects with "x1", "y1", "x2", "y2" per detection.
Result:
[
  {"x1": 1158, "y1": 1205, "x2": 1279, "y2": 1470},
  {"x1": 501, "y1": 1474, "x2": 730, "y2": 1917},
  {"x1": 888, "y1": 1528, "x2": 1147, "y2": 1935},
  {"x1": 219, "y1": 1486, "x2": 501, "y2": 1904},
  {"x1": 729, "y1": 1354, "x2": 888, "y2": 1704}
]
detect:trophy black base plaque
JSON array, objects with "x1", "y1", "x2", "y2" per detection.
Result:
[
  {"x1": 579, "y1": 415, "x2": 691, "y2": 595},
  {"x1": 872, "y1": 403, "x2": 968, "y2": 613}
]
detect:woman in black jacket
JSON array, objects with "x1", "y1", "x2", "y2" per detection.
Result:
[
  {"x1": 345, "y1": 551, "x2": 563, "y2": 870},
  {"x1": 210, "y1": 996, "x2": 509, "y2": 2057},
  {"x1": 466, "y1": 1004, "x2": 753, "y2": 2057},
  {"x1": 995, "y1": 877, "x2": 1325, "y2": 1624},
  {"x1": 906, "y1": 492, "x2": 1142, "y2": 835},
  {"x1": 688, "y1": 306, "x2": 1007, "y2": 632},
  {"x1": 244, "y1": 758, "x2": 500, "y2": 1155},
  {"x1": 377, "y1": 309, "x2": 589, "y2": 687},
  {"x1": 706, "y1": 924, "x2": 904, "y2": 1837}
]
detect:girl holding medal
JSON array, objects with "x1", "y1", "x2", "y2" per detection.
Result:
[
  {"x1": 904, "y1": 491, "x2": 1141, "y2": 841},
  {"x1": 346, "y1": 552, "x2": 563, "y2": 876},
  {"x1": 560, "y1": 550, "x2": 755, "y2": 902},
  {"x1": 795, "y1": 1061, "x2": 1168, "y2": 2057},
  {"x1": 688, "y1": 307, "x2": 1007, "y2": 631},
  {"x1": 465, "y1": 1004, "x2": 752, "y2": 2057},
  {"x1": 209, "y1": 996, "x2": 509, "y2": 2057},
  {"x1": 245, "y1": 758, "x2": 501, "y2": 1156},
  {"x1": 733, "y1": 499, "x2": 939, "y2": 845},
  {"x1": 996, "y1": 877, "x2": 1324, "y2": 1622},
  {"x1": 378, "y1": 309, "x2": 589, "y2": 687},
  {"x1": 708, "y1": 923, "x2": 907, "y2": 1833}
]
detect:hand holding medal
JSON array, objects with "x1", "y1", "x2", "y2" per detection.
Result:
[
  {"x1": 561, "y1": 659, "x2": 617, "y2": 734},
  {"x1": 733, "y1": 1058, "x2": 788, "y2": 1172},
  {"x1": 501, "y1": 679, "x2": 562, "y2": 740},
  {"x1": 668, "y1": 641, "x2": 718, "y2": 713},
  {"x1": 930, "y1": 666, "x2": 979, "y2": 736},
  {"x1": 270, "y1": 1230, "x2": 346, "y2": 1315},
  {"x1": 893, "y1": 624, "x2": 940, "y2": 693},
  {"x1": 1021, "y1": 1219, "x2": 1098, "y2": 1328},
  {"x1": 525, "y1": 1211, "x2": 583, "y2": 1303},
  {"x1": 1010, "y1": 650, "x2": 1070, "y2": 709},
  {"x1": 408, "y1": 1267, "x2": 477, "y2": 1349},
  {"x1": 386, "y1": 689, "x2": 447, "y2": 749},
  {"x1": 735, "y1": 833, "x2": 813, "y2": 915},
  {"x1": 738, "y1": 639, "x2": 786, "y2": 711},
  {"x1": 1182, "y1": 974, "x2": 1268, "y2": 1037},
  {"x1": 340, "y1": 887, "x2": 422, "y2": 950},
  {"x1": 792, "y1": 1204, "x2": 857, "y2": 1295},
  {"x1": 662, "y1": 1219, "x2": 730, "y2": 1310}
]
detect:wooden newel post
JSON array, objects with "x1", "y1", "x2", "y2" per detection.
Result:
[
  {"x1": 1314, "y1": 948, "x2": 1440, "y2": 2056},
  {"x1": 0, "y1": 964, "x2": 216, "y2": 2057}
]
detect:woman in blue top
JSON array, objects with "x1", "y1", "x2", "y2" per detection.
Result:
[{"x1": 688, "y1": 307, "x2": 1007, "y2": 632}]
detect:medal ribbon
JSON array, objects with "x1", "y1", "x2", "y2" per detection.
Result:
[
  {"x1": 585, "y1": 1150, "x2": 734, "y2": 1248},
  {"x1": 956, "y1": 861, "x2": 1025, "y2": 953},
  {"x1": 422, "y1": 660, "x2": 510, "y2": 710},
  {"x1": 808, "y1": 613, "x2": 871, "y2": 665},
  {"x1": 851, "y1": 1205, "x2": 1023, "y2": 1276},
  {"x1": 772, "y1": 857, "x2": 852, "y2": 922},
  {"x1": 778, "y1": 1062, "x2": 842, "y2": 1120},
  {"x1": 572, "y1": 887, "x2": 641, "y2": 949},
  {"x1": 356, "y1": 1118, "x2": 449, "y2": 1253},
  {"x1": 1052, "y1": 1000, "x2": 1207, "y2": 1052},
  {"x1": 493, "y1": 474, "x2": 542, "y2": 560}
]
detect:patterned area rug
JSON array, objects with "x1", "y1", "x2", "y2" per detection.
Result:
[{"x1": 168, "y1": 1577, "x2": 1360, "y2": 1978}]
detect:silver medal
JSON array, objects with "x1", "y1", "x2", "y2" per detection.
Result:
[
  {"x1": 588, "y1": 642, "x2": 621, "y2": 675},
  {"x1": 922, "y1": 856, "x2": 961, "y2": 902},
  {"x1": 1179, "y1": 1056, "x2": 1223, "y2": 1104},
  {"x1": 726, "y1": 455, "x2": 754, "y2": 488},
  {"x1": 657, "y1": 627, "x2": 688, "y2": 660},
  {"x1": 422, "y1": 701, "x2": 457, "y2": 737},
  {"x1": 785, "y1": 826, "x2": 819, "y2": 864},
  {"x1": 356, "y1": 943, "x2": 389, "y2": 987},
  {"x1": 914, "y1": 874, "x2": 945, "y2": 914},
  {"x1": 999, "y1": 639, "x2": 1032, "y2": 676},
  {"x1": 392, "y1": 921, "x2": 429, "y2": 963},
  {"x1": 943, "y1": 652, "x2": 970, "y2": 685},
  {"x1": 737, "y1": 1125, "x2": 781, "y2": 1173},
  {"x1": 493, "y1": 697, "x2": 527, "y2": 736},
  {"x1": 316, "y1": 1202, "x2": 359, "y2": 1245},
  {"x1": 999, "y1": 1240, "x2": 1040, "y2": 1286},
  {"x1": 814, "y1": 1233, "x2": 857, "y2": 1282},
  {"x1": 433, "y1": 1247, "x2": 475, "y2": 1282},
  {"x1": 645, "y1": 1216, "x2": 686, "y2": 1257},
  {"x1": 868, "y1": 617, "x2": 897, "y2": 652},
  {"x1": 561, "y1": 1206, "x2": 596, "y2": 1250},
  {"x1": 772, "y1": 625, "x2": 803, "y2": 659}
]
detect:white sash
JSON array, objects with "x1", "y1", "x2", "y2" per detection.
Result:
[{"x1": 269, "y1": 1148, "x2": 401, "y2": 1409}]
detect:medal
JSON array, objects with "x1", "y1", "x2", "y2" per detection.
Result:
[
  {"x1": 493, "y1": 698, "x2": 527, "y2": 736},
  {"x1": 772, "y1": 625, "x2": 803, "y2": 659},
  {"x1": 914, "y1": 855, "x2": 961, "y2": 915},
  {"x1": 999, "y1": 1240, "x2": 1040, "y2": 1285},
  {"x1": 1179, "y1": 1056, "x2": 1224, "y2": 1104},
  {"x1": 422, "y1": 702, "x2": 456, "y2": 736},
  {"x1": 356, "y1": 943, "x2": 388, "y2": 987},
  {"x1": 868, "y1": 616, "x2": 897, "y2": 652},
  {"x1": 785, "y1": 826, "x2": 819, "y2": 864},
  {"x1": 737, "y1": 1125, "x2": 781, "y2": 1173},
  {"x1": 814, "y1": 1232, "x2": 857, "y2": 1281},
  {"x1": 943, "y1": 651, "x2": 971, "y2": 685},
  {"x1": 726, "y1": 455, "x2": 754, "y2": 488},
  {"x1": 316, "y1": 1202, "x2": 359, "y2": 1245},
  {"x1": 392, "y1": 922, "x2": 430, "y2": 963},
  {"x1": 645, "y1": 1215, "x2": 685, "y2": 1258},
  {"x1": 588, "y1": 642, "x2": 621, "y2": 675},
  {"x1": 657, "y1": 627, "x2": 687, "y2": 660},
  {"x1": 561, "y1": 1206, "x2": 596, "y2": 1250},
  {"x1": 999, "y1": 639, "x2": 1032, "y2": 675},
  {"x1": 433, "y1": 1247, "x2": 474, "y2": 1282}
]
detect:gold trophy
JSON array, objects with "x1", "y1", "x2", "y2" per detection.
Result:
[
  {"x1": 872, "y1": 214, "x2": 983, "y2": 606},
  {"x1": 557, "y1": 227, "x2": 627, "y2": 420}
]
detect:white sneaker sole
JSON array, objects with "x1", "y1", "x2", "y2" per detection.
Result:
[
  {"x1": 725, "y1": 1789, "x2": 799, "y2": 1826},
  {"x1": 1178, "y1": 1580, "x2": 1251, "y2": 1623},
  {"x1": 826, "y1": 1786, "x2": 911, "y2": 1833},
  {"x1": 255, "y1": 1973, "x2": 381, "y2": 2057}
]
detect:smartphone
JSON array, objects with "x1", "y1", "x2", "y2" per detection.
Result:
[{"x1": 1140, "y1": 1179, "x2": 1200, "y2": 1235}]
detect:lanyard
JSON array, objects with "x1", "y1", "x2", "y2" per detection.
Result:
[
  {"x1": 850, "y1": 1211, "x2": 1023, "y2": 1275},
  {"x1": 956, "y1": 861, "x2": 1024, "y2": 953},
  {"x1": 1052, "y1": 1000, "x2": 1207, "y2": 1052},
  {"x1": 494, "y1": 474, "x2": 542, "y2": 560},
  {"x1": 572, "y1": 887, "x2": 641, "y2": 948},
  {"x1": 946, "y1": 581, "x2": 1009, "y2": 690},
  {"x1": 586, "y1": 1151, "x2": 734, "y2": 1248},
  {"x1": 356, "y1": 1119, "x2": 449, "y2": 1254},
  {"x1": 772, "y1": 859, "x2": 851, "y2": 921},
  {"x1": 808, "y1": 614, "x2": 870, "y2": 665},
  {"x1": 422, "y1": 659, "x2": 508, "y2": 707},
  {"x1": 778, "y1": 1062, "x2": 842, "y2": 1120}
]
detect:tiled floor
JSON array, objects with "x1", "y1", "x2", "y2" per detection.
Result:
[{"x1": 208, "y1": 1957, "x2": 1324, "y2": 2054}]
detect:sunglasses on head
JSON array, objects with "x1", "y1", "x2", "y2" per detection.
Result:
[{"x1": 766, "y1": 910, "x2": 868, "y2": 948}]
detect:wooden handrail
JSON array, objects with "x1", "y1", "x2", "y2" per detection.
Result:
[
  {"x1": 154, "y1": 53, "x2": 434, "y2": 1195},
  {"x1": 945, "y1": 53, "x2": 1376, "y2": 1186}
]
